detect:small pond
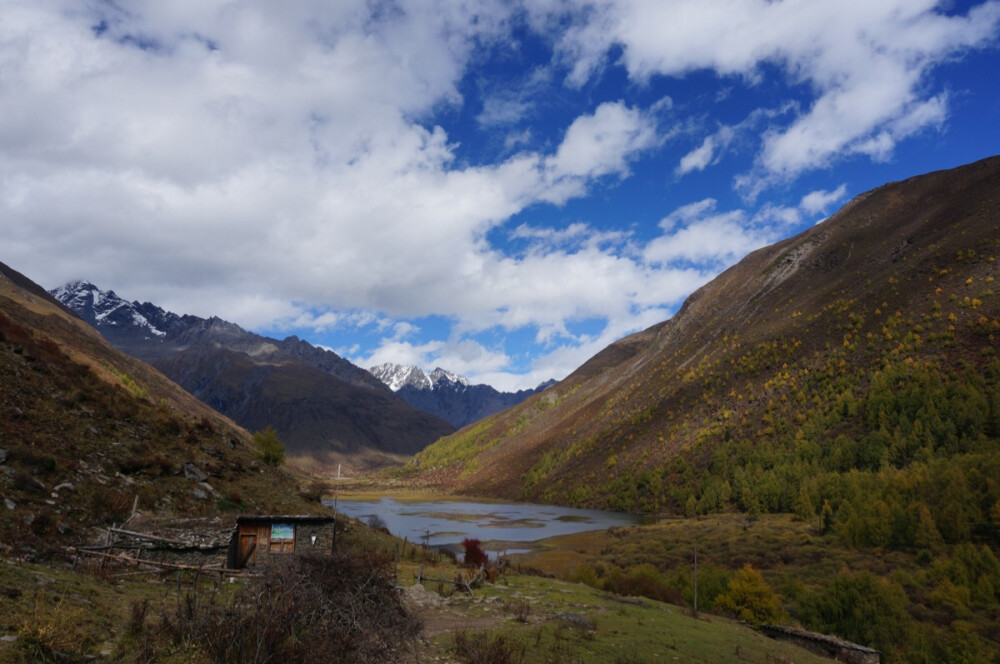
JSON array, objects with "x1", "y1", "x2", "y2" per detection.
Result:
[{"x1": 323, "y1": 496, "x2": 644, "y2": 556}]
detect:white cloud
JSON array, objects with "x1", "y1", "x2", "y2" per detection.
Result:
[
  {"x1": 644, "y1": 201, "x2": 772, "y2": 268},
  {"x1": 800, "y1": 185, "x2": 849, "y2": 215},
  {"x1": 676, "y1": 136, "x2": 716, "y2": 175},
  {"x1": 4, "y1": 0, "x2": 996, "y2": 393},
  {"x1": 544, "y1": 101, "x2": 659, "y2": 183},
  {"x1": 540, "y1": 0, "x2": 1000, "y2": 186}
]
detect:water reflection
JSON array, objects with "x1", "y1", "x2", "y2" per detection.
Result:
[{"x1": 324, "y1": 496, "x2": 642, "y2": 555}]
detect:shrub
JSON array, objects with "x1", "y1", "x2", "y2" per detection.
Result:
[
  {"x1": 299, "y1": 479, "x2": 330, "y2": 502},
  {"x1": 132, "y1": 550, "x2": 419, "y2": 663},
  {"x1": 452, "y1": 630, "x2": 526, "y2": 664},
  {"x1": 462, "y1": 538, "x2": 488, "y2": 568},
  {"x1": 367, "y1": 515, "x2": 389, "y2": 532},
  {"x1": 604, "y1": 563, "x2": 683, "y2": 605}
]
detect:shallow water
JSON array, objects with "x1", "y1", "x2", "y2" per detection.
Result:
[{"x1": 323, "y1": 496, "x2": 643, "y2": 555}]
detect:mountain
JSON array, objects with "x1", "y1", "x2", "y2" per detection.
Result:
[
  {"x1": 369, "y1": 363, "x2": 555, "y2": 428},
  {"x1": 0, "y1": 260, "x2": 324, "y2": 555},
  {"x1": 51, "y1": 281, "x2": 384, "y2": 389},
  {"x1": 52, "y1": 284, "x2": 454, "y2": 469},
  {"x1": 408, "y1": 156, "x2": 1000, "y2": 529}
]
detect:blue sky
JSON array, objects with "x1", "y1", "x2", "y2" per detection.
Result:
[{"x1": 4, "y1": 1, "x2": 1000, "y2": 390}]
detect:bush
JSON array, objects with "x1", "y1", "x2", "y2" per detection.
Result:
[
  {"x1": 603, "y1": 563, "x2": 683, "y2": 605},
  {"x1": 367, "y1": 514, "x2": 389, "y2": 532},
  {"x1": 128, "y1": 550, "x2": 419, "y2": 663},
  {"x1": 299, "y1": 479, "x2": 330, "y2": 502},
  {"x1": 452, "y1": 630, "x2": 526, "y2": 664},
  {"x1": 462, "y1": 538, "x2": 488, "y2": 568}
]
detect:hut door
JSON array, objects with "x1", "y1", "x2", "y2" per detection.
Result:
[{"x1": 239, "y1": 534, "x2": 257, "y2": 567}]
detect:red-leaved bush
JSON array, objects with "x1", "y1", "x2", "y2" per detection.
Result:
[{"x1": 461, "y1": 538, "x2": 488, "y2": 567}]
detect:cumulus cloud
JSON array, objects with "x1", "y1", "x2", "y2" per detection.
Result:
[
  {"x1": 3, "y1": 0, "x2": 996, "y2": 390},
  {"x1": 800, "y1": 185, "x2": 849, "y2": 215},
  {"x1": 543, "y1": 101, "x2": 659, "y2": 187},
  {"x1": 540, "y1": 0, "x2": 1000, "y2": 186},
  {"x1": 676, "y1": 136, "x2": 717, "y2": 176}
]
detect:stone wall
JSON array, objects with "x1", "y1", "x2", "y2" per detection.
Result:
[{"x1": 761, "y1": 625, "x2": 880, "y2": 664}]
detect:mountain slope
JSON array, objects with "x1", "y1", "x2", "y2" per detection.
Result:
[
  {"x1": 370, "y1": 363, "x2": 555, "y2": 428},
  {"x1": 0, "y1": 261, "x2": 324, "y2": 555},
  {"x1": 408, "y1": 156, "x2": 1000, "y2": 528},
  {"x1": 52, "y1": 284, "x2": 454, "y2": 468}
]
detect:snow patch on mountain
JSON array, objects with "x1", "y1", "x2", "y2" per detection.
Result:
[
  {"x1": 52, "y1": 281, "x2": 168, "y2": 338},
  {"x1": 368, "y1": 364, "x2": 433, "y2": 391},
  {"x1": 368, "y1": 364, "x2": 477, "y2": 392}
]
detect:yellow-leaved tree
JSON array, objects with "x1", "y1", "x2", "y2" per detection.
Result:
[{"x1": 715, "y1": 562, "x2": 785, "y2": 626}]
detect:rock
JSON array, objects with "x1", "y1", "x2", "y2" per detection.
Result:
[
  {"x1": 4, "y1": 499, "x2": 14, "y2": 510},
  {"x1": 183, "y1": 462, "x2": 208, "y2": 482},
  {"x1": 192, "y1": 488, "x2": 208, "y2": 500},
  {"x1": 556, "y1": 613, "x2": 595, "y2": 631},
  {"x1": 199, "y1": 482, "x2": 221, "y2": 498},
  {"x1": 401, "y1": 583, "x2": 444, "y2": 609},
  {"x1": 53, "y1": 482, "x2": 75, "y2": 493},
  {"x1": 0, "y1": 448, "x2": 6, "y2": 464},
  {"x1": 1, "y1": 634, "x2": 18, "y2": 644},
  {"x1": 201, "y1": 445, "x2": 223, "y2": 459}
]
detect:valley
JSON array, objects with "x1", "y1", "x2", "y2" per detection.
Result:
[{"x1": 2, "y1": 156, "x2": 999, "y2": 662}]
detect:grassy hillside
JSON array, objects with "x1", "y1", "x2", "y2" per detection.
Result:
[{"x1": 0, "y1": 262, "x2": 324, "y2": 557}]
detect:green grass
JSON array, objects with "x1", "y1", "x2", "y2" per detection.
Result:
[
  {"x1": 429, "y1": 571, "x2": 835, "y2": 664},
  {"x1": 511, "y1": 513, "x2": 1000, "y2": 663},
  {"x1": 0, "y1": 557, "x2": 235, "y2": 662}
]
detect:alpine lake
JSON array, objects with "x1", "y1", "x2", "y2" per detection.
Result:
[{"x1": 323, "y1": 495, "x2": 646, "y2": 557}]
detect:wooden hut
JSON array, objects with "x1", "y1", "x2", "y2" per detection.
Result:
[{"x1": 227, "y1": 515, "x2": 337, "y2": 569}]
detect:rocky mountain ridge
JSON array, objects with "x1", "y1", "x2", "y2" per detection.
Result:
[
  {"x1": 52, "y1": 283, "x2": 454, "y2": 468},
  {"x1": 369, "y1": 363, "x2": 554, "y2": 428}
]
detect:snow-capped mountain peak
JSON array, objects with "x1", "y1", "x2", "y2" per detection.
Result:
[
  {"x1": 368, "y1": 364, "x2": 476, "y2": 392},
  {"x1": 368, "y1": 364, "x2": 433, "y2": 391},
  {"x1": 429, "y1": 367, "x2": 469, "y2": 388},
  {"x1": 367, "y1": 363, "x2": 553, "y2": 428},
  {"x1": 51, "y1": 281, "x2": 172, "y2": 339}
]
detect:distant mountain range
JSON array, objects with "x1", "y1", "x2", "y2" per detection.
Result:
[
  {"x1": 52, "y1": 283, "x2": 454, "y2": 469},
  {"x1": 369, "y1": 364, "x2": 554, "y2": 428}
]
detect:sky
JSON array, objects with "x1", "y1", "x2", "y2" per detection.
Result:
[{"x1": 3, "y1": 1, "x2": 1000, "y2": 391}]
